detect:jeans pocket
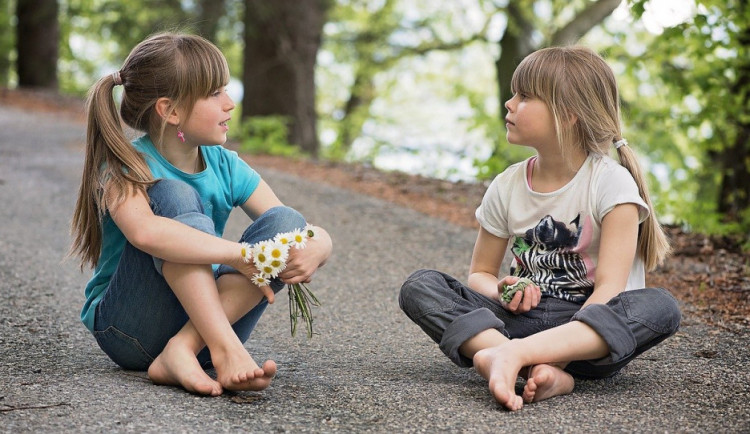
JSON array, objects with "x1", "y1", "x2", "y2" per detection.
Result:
[{"x1": 94, "y1": 326, "x2": 154, "y2": 371}]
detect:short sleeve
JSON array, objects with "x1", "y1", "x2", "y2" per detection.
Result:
[
  {"x1": 594, "y1": 160, "x2": 649, "y2": 224},
  {"x1": 475, "y1": 168, "x2": 517, "y2": 239},
  {"x1": 224, "y1": 149, "x2": 261, "y2": 206}
]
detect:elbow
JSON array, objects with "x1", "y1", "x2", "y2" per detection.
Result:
[{"x1": 127, "y1": 225, "x2": 161, "y2": 253}]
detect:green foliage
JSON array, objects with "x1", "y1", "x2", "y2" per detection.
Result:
[
  {"x1": 0, "y1": 0, "x2": 15, "y2": 87},
  {"x1": 617, "y1": 0, "x2": 750, "y2": 237},
  {"x1": 237, "y1": 116, "x2": 303, "y2": 157}
]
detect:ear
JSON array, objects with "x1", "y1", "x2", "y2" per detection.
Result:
[
  {"x1": 155, "y1": 97, "x2": 180, "y2": 126},
  {"x1": 566, "y1": 113, "x2": 578, "y2": 127}
]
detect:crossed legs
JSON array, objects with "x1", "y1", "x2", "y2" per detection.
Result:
[
  {"x1": 147, "y1": 264, "x2": 276, "y2": 395},
  {"x1": 464, "y1": 323, "x2": 605, "y2": 411}
]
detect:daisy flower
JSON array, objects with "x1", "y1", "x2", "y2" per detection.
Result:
[
  {"x1": 251, "y1": 273, "x2": 270, "y2": 287},
  {"x1": 274, "y1": 232, "x2": 293, "y2": 247},
  {"x1": 304, "y1": 224, "x2": 316, "y2": 239},
  {"x1": 289, "y1": 228, "x2": 308, "y2": 249}
]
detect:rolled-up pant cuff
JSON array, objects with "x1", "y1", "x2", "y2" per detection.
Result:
[
  {"x1": 440, "y1": 308, "x2": 507, "y2": 367},
  {"x1": 571, "y1": 303, "x2": 636, "y2": 364}
]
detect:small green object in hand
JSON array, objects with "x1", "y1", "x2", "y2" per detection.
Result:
[{"x1": 502, "y1": 277, "x2": 534, "y2": 303}]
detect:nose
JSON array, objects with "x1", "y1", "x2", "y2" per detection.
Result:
[
  {"x1": 225, "y1": 94, "x2": 235, "y2": 112},
  {"x1": 505, "y1": 94, "x2": 516, "y2": 112}
]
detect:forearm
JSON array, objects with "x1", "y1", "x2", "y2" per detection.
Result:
[
  {"x1": 468, "y1": 272, "x2": 501, "y2": 301},
  {"x1": 582, "y1": 283, "x2": 623, "y2": 307},
  {"x1": 131, "y1": 215, "x2": 243, "y2": 267}
]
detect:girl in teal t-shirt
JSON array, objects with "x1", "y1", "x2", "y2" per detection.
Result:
[{"x1": 70, "y1": 33, "x2": 332, "y2": 397}]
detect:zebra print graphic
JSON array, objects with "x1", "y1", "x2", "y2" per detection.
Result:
[{"x1": 510, "y1": 214, "x2": 594, "y2": 302}]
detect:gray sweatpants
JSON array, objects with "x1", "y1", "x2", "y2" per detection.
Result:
[{"x1": 398, "y1": 269, "x2": 681, "y2": 378}]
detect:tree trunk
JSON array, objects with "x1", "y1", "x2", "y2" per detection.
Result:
[
  {"x1": 718, "y1": 23, "x2": 750, "y2": 219},
  {"x1": 196, "y1": 0, "x2": 225, "y2": 43},
  {"x1": 495, "y1": 3, "x2": 535, "y2": 124},
  {"x1": 16, "y1": 0, "x2": 58, "y2": 89},
  {"x1": 242, "y1": 0, "x2": 329, "y2": 155}
]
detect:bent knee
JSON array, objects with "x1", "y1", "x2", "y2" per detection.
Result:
[
  {"x1": 148, "y1": 179, "x2": 203, "y2": 217},
  {"x1": 261, "y1": 206, "x2": 306, "y2": 232},
  {"x1": 399, "y1": 269, "x2": 447, "y2": 312},
  {"x1": 622, "y1": 287, "x2": 682, "y2": 335}
]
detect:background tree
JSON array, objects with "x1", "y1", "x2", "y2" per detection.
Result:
[
  {"x1": 16, "y1": 0, "x2": 58, "y2": 89},
  {"x1": 322, "y1": 0, "x2": 490, "y2": 158},
  {"x1": 242, "y1": 0, "x2": 331, "y2": 156},
  {"x1": 623, "y1": 0, "x2": 750, "y2": 233},
  {"x1": 0, "y1": 0, "x2": 14, "y2": 87}
]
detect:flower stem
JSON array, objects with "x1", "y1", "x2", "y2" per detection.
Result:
[{"x1": 288, "y1": 283, "x2": 321, "y2": 338}]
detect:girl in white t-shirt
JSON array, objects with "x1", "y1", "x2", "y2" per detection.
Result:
[{"x1": 399, "y1": 46, "x2": 680, "y2": 411}]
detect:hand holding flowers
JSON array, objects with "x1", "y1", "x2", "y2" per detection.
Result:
[{"x1": 241, "y1": 225, "x2": 321, "y2": 338}]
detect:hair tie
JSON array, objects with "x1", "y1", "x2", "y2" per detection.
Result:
[
  {"x1": 112, "y1": 71, "x2": 122, "y2": 86},
  {"x1": 614, "y1": 138, "x2": 628, "y2": 149}
]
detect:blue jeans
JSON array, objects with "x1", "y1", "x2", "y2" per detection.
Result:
[
  {"x1": 93, "y1": 179, "x2": 306, "y2": 370},
  {"x1": 399, "y1": 269, "x2": 681, "y2": 378}
]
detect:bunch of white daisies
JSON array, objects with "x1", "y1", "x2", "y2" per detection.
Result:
[{"x1": 241, "y1": 225, "x2": 320, "y2": 338}]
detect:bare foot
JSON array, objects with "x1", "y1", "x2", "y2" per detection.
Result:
[
  {"x1": 522, "y1": 364, "x2": 574, "y2": 403},
  {"x1": 473, "y1": 345, "x2": 525, "y2": 411},
  {"x1": 212, "y1": 347, "x2": 277, "y2": 392},
  {"x1": 148, "y1": 340, "x2": 223, "y2": 396}
]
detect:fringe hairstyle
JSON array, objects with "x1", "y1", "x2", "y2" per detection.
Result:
[
  {"x1": 511, "y1": 46, "x2": 671, "y2": 270},
  {"x1": 70, "y1": 33, "x2": 230, "y2": 269}
]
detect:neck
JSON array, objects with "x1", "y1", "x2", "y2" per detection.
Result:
[
  {"x1": 155, "y1": 133, "x2": 202, "y2": 174},
  {"x1": 530, "y1": 147, "x2": 588, "y2": 192}
]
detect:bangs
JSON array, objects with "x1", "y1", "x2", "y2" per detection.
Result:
[
  {"x1": 510, "y1": 48, "x2": 566, "y2": 102},
  {"x1": 178, "y1": 37, "x2": 230, "y2": 98}
]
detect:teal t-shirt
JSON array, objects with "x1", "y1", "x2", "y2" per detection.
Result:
[{"x1": 80, "y1": 135, "x2": 261, "y2": 332}]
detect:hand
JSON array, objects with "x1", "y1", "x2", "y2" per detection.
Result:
[
  {"x1": 498, "y1": 276, "x2": 541, "y2": 314},
  {"x1": 230, "y1": 247, "x2": 276, "y2": 304},
  {"x1": 278, "y1": 245, "x2": 320, "y2": 285}
]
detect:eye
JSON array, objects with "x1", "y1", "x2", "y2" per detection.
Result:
[{"x1": 211, "y1": 88, "x2": 224, "y2": 97}]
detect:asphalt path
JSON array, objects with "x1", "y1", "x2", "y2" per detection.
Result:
[{"x1": 1, "y1": 104, "x2": 748, "y2": 433}]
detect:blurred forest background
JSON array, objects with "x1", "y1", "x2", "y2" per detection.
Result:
[{"x1": 1, "y1": 0, "x2": 748, "y2": 242}]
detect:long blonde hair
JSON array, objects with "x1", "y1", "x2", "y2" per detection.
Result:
[
  {"x1": 70, "y1": 32, "x2": 230, "y2": 269},
  {"x1": 511, "y1": 46, "x2": 671, "y2": 270}
]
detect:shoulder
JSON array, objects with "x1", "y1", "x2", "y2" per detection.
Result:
[
  {"x1": 202, "y1": 145, "x2": 254, "y2": 171},
  {"x1": 486, "y1": 159, "x2": 528, "y2": 191},
  {"x1": 589, "y1": 154, "x2": 648, "y2": 222},
  {"x1": 591, "y1": 154, "x2": 633, "y2": 182},
  {"x1": 202, "y1": 145, "x2": 240, "y2": 162}
]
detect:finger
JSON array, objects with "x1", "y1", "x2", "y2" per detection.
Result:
[
  {"x1": 260, "y1": 284, "x2": 275, "y2": 304},
  {"x1": 511, "y1": 290, "x2": 524, "y2": 312},
  {"x1": 523, "y1": 285, "x2": 536, "y2": 312}
]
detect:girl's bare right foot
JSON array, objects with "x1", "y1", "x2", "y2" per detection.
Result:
[
  {"x1": 473, "y1": 344, "x2": 525, "y2": 411},
  {"x1": 148, "y1": 340, "x2": 222, "y2": 396},
  {"x1": 522, "y1": 364, "x2": 575, "y2": 403}
]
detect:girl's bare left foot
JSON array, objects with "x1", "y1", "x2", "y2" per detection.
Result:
[
  {"x1": 212, "y1": 347, "x2": 277, "y2": 392},
  {"x1": 148, "y1": 340, "x2": 223, "y2": 396},
  {"x1": 522, "y1": 364, "x2": 574, "y2": 403}
]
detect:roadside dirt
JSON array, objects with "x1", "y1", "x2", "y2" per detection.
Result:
[{"x1": 2, "y1": 88, "x2": 747, "y2": 333}]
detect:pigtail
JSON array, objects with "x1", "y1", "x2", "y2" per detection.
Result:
[
  {"x1": 69, "y1": 73, "x2": 154, "y2": 269},
  {"x1": 614, "y1": 140, "x2": 672, "y2": 270}
]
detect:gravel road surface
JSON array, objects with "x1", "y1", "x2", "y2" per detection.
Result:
[{"x1": 1, "y1": 104, "x2": 748, "y2": 433}]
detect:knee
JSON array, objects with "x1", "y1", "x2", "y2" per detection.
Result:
[
  {"x1": 259, "y1": 206, "x2": 306, "y2": 233},
  {"x1": 399, "y1": 269, "x2": 443, "y2": 312},
  {"x1": 652, "y1": 288, "x2": 682, "y2": 334},
  {"x1": 148, "y1": 179, "x2": 203, "y2": 218},
  {"x1": 620, "y1": 287, "x2": 682, "y2": 335}
]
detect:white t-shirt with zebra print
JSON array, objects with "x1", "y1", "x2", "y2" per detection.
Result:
[{"x1": 475, "y1": 153, "x2": 649, "y2": 303}]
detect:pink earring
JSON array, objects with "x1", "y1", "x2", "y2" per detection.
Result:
[{"x1": 177, "y1": 127, "x2": 185, "y2": 143}]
